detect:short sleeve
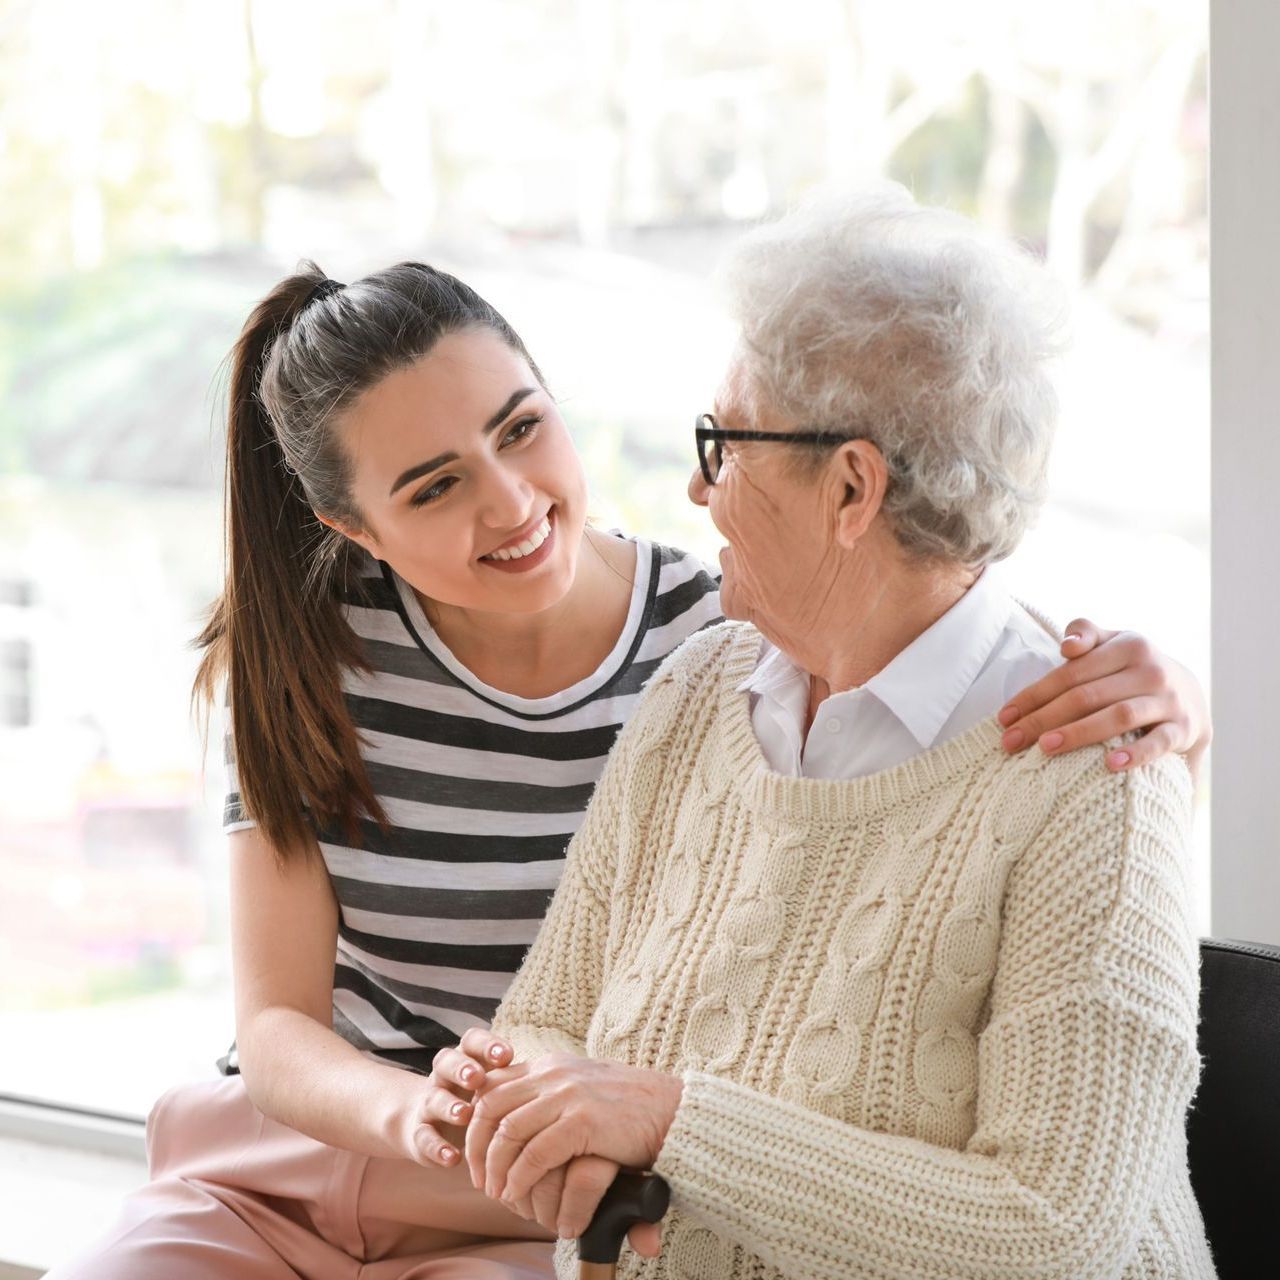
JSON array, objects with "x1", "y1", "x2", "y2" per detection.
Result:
[{"x1": 221, "y1": 708, "x2": 256, "y2": 835}]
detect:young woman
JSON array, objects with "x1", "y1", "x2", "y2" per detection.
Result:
[{"x1": 47, "y1": 261, "x2": 1211, "y2": 1279}]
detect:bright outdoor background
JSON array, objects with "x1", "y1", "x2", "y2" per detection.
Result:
[{"x1": 0, "y1": 0, "x2": 1209, "y2": 1117}]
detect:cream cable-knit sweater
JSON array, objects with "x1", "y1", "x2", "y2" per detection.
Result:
[{"x1": 493, "y1": 622, "x2": 1215, "y2": 1280}]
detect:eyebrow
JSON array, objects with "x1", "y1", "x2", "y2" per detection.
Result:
[{"x1": 388, "y1": 387, "x2": 539, "y2": 497}]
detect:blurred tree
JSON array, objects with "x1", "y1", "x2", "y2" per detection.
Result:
[
  {"x1": 574, "y1": 0, "x2": 625, "y2": 246},
  {"x1": 0, "y1": 0, "x2": 1207, "y2": 315},
  {"x1": 966, "y1": 3, "x2": 1204, "y2": 290},
  {"x1": 977, "y1": 86, "x2": 1028, "y2": 236},
  {"x1": 243, "y1": 0, "x2": 268, "y2": 245}
]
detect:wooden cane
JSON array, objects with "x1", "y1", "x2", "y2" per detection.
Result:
[{"x1": 577, "y1": 1171, "x2": 670, "y2": 1279}]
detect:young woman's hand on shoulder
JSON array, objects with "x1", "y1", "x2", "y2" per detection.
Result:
[{"x1": 998, "y1": 619, "x2": 1210, "y2": 780}]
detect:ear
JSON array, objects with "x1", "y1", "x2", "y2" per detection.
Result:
[
  {"x1": 315, "y1": 511, "x2": 382, "y2": 560},
  {"x1": 830, "y1": 439, "x2": 890, "y2": 551}
]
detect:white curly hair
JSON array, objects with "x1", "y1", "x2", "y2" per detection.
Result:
[{"x1": 717, "y1": 183, "x2": 1068, "y2": 567}]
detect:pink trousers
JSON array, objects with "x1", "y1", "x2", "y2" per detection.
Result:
[{"x1": 45, "y1": 1076, "x2": 557, "y2": 1280}]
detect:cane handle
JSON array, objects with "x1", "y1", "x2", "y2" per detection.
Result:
[{"x1": 577, "y1": 1170, "x2": 670, "y2": 1270}]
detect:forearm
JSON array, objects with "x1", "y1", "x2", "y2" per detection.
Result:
[
  {"x1": 655, "y1": 989, "x2": 1198, "y2": 1280},
  {"x1": 237, "y1": 1005, "x2": 425, "y2": 1160}
]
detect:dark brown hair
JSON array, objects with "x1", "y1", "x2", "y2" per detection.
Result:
[{"x1": 194, "y1": 261, "x2": 540, "y2": 862}]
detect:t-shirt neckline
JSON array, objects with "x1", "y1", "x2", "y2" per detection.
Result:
[{"x1": 385, "y1": 534, "x2": 654, "y2": 718}]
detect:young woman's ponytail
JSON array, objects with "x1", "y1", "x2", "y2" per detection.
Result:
[
  {"x1": 195, "y1": 267, "x2": 382, "y2": 862},
  {"x1": 195, "y1": 258, "x2": 543, "y2": 862}
]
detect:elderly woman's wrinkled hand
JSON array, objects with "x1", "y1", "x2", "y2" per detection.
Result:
[
  {"x1": 464, "y1": 1054, "x2": 683, "y2": 1237},
  {"x1": 499, "y1": 1153, "x2": 664, "y2": 1258},
  {"x1": 997, "y1": 618, "x2": 1211, "y2": 781}
]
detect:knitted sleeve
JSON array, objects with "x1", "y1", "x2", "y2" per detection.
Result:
[
  {"x1": 652, "y1": 755, "x2": 1202, "y2": 1280},
  {"x1": 490, "y1": 635, "x2": 711, "y2": 1063}
]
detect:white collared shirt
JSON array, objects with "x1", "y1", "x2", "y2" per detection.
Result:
[{"x1": 740, "y1": 568, "x2": 1064, "y2": 780}]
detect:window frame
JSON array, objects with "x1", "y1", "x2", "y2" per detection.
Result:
[
  {"x1": 0, "y1": 1092, "x2": 145, "y2": 1159},
  {"x1": 1209, "y1": 0, "x2": 1280, "y2": 945}
]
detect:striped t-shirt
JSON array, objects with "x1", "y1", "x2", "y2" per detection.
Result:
[{"x1": 224, "y1": 535, "x2": 722, "y2": 1071}]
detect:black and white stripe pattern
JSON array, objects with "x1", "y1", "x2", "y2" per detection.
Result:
[{"x1": 224, "y1": 537, "x2": 722, "y2": 1071}]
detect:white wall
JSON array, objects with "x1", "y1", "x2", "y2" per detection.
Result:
[{"x1": 1210, "y1": 0, "x2": 1280, "y2": 944}]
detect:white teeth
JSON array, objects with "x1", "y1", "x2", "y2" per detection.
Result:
[{"x1": 484, "y1": 516, "x2": 551, "y2": 562}]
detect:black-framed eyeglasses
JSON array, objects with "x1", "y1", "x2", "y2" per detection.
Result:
[{"x1": 694, "y1": 412, "x2": 861, "y2": 486}]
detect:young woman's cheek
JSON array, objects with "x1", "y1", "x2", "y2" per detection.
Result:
[
  {"x1": 544, "y1": 423, "x2": 589, "y2": 512},
  {"x1": 388, "y1": 509, "x2": 480, "y2": 603}
]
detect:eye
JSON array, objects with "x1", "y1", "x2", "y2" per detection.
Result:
[
  {"x1": 500, "y1": 414, "x2": 544, "y2": 448},
  {"x1": 410, "y1": 475, "x2": 458, "y2": 508}
]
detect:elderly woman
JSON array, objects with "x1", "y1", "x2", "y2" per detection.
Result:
[{"x1": 452, "y1": 188, "x2": 1215, "y2": 1279}]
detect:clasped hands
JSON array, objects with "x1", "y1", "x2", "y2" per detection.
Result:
[{"x1": 412, "y1": 1028, "x2": 681, "y2": 1257}]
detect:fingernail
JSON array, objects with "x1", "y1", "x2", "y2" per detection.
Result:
[
  {"x1": 1001, "y1": 728, "x2": 1025, "y2": 751},
  {"x1": 1040, "y1": 731, "x2": 1064, "y2": 752},
  {"x1": 1064, "y1": 632, "x2": 1082, "y2": 645},
  {"x1": 461, "y1": 1066, "x2": 478, "y2": 1085},
  {"x1": 489, "y1": 1044, "x2": 505, "y2": 1061},
  {"x1": 1107, "y1": 750, "x2": 1131, "y2": 770},
  {"x1": 451, "y1": 1101, "x2": 467, "y2": 1118},
  {"x1": 438, "y1": 1145, "x2": 457, "y2": 1163},
  {"x1": 997, "y1": 704, "x2": 1019, "y2": 727}
]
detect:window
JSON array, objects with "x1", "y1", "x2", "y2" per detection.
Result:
[
  {"x1": 0, "y1": 0, "x2": 1211, "y2": 1118},
  {"x1": 1, "y1": 636, "x2": 33, "y2": 728}
]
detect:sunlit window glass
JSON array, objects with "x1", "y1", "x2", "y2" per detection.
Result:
[{"x1": 0, "y1": 0, "x2": 1208, "y2": 1117}]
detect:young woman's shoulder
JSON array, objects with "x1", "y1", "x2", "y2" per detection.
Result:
[
  {"x1": 332, "y1": 551, "x2": 414, "y2": 653},
  {"x1": 638, "y1": 535, "x2": 724, "y2": 643},
  {"x1": 646, "y1": 536, "x2": 719, "y2": 580}
]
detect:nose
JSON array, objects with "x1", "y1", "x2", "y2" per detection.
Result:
[
  {"x1": 479, "y1": 459, "x2": 536, "y2": 529},
  {"x1": 688, "y1": 465, "x2": 710, "y2": 508}
]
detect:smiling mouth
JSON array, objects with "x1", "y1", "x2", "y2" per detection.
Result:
[{"x1": 480, "y1": 512, "x2": 553, "y2": 562}]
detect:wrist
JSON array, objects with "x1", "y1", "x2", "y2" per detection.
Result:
[
  {"x1": 377, "y1": 1068, "x2": 432, "y2": 1162},
  {"x1": 651, "y1": 1070, "x2": 685, "y2": 1162}
]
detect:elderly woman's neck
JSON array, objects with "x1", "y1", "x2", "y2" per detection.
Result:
[{"x1": 786, "y1": 556, "x2": 980, "y2": 712}]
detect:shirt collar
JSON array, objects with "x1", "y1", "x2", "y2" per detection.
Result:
[
  {"x1": 737, "y1": 638, "x2": 804, "y2": 697},
  {"x1": 737, "y1": 567, "x2": 1017, "y2": 749},
  {"x1": 862, "y1": 567, "x2": 1014, "y2": 748}
]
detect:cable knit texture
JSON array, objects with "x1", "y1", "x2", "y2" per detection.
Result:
[{"x1": 493, "y1": 621, "x2": 1215, "y2": 1280}]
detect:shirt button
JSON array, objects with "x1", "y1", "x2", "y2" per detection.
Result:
[{"x1": 825, "y1": 717, "x2": 843, "y2": 734}]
